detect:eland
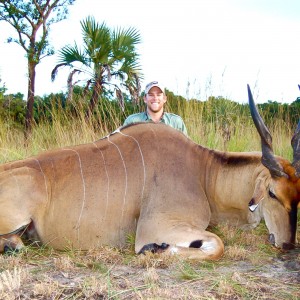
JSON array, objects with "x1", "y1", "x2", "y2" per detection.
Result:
[{"x1": 0, "y1": 85, "x2": 299, "y2": 260}]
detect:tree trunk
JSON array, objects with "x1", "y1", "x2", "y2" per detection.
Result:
[
  {"x1": 24, "y1": 61, "x2": 36, "y2": 142},
  {"x1": 85, "y1": 80, "x2": 101, "y2": 121}
]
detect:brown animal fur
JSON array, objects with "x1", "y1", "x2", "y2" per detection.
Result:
[{"x1": 0, "y1": 123, "x2": 299, "y2": 260}]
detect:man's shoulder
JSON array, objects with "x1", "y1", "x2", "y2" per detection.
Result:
[
  {"x1": 126, "y1": 112, "x2": 145, "y2": 119},
  {"x1": 123, "y1": 112, "x2": 147, "y2": 125},
  {"x1": 164, "y1": 112, "x2": 184, "y2": 121},
  {"x1": 163, "y1": 112, "x2": 188, "y2": 136}
]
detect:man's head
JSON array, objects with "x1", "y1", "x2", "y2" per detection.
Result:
[
  {"x1": 144, "y1": 81, "x2": 167, "y2": 114},
  {"x1": 145, "y1": 81, "x2": 165, "y2": 95}
]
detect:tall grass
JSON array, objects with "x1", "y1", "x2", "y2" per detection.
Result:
[
  {"x1": 167, "y1": 95, "x2": 293, "y2": 158},
  {"x1": 0, "y1": 92, "x2": 294, "y2": 164}
]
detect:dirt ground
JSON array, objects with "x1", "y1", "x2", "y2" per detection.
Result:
[{"x1": 0, "y1": 242, "x2": 299, "y2": 300}]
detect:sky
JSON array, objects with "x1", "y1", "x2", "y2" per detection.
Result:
[{"x1": 0, "y1": 0, "x2": 300, "y2": 104}]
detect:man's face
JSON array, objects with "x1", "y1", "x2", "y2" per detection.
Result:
[{"x1": 144, "y1": 86, "x2": 167, "y2": 113}]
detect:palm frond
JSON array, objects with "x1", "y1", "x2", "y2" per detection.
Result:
[
  {"x1": 113, "y1": 27, "x2": 141, "y2": 47},
  {"x1": 118, "y1": 55, "x2": 142, "y2": 77},
  {"x1": 58, "y1": 43, "x2": 88, "y2": 65},
  {"x1": 81, "y1": 17, "x2": 111, "y2": 64},
  {"x1": 51, "y1": 63, "x2": 69, "y2": 82},
  {"x1": 111, "y1": 27, "x2": 141, "y2": 61}
]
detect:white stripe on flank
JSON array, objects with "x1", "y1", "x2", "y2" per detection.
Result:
[
  {"x1": 99, "y1": 127, "x2": 121, "y2": 141},
  {"x1": 33, "y1": 159, "x2": 49, "y2": 205},
  {"x1": 62, "y1": 148, "x2": 86, "y2": 242},
  {"x1": 111, "y1": 127, "x2": 121, "y2": 135},
  {"x1": 48, "y1": 160, "x2": 55, "y2": 219},
  {"x1": 107, "y1": 134, "x2": 128, "y2": 230},
  {"x1": 9, "y1": 167, "x2": 20, "y2": 191},
  {"x1": 119, "y1": 131, "x2": 146, "y2": 202},
  {"x1": 92, "y1": 142, "x2": 110, "y2": 221}
]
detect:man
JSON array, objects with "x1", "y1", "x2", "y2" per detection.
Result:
[{"x1": 123, "y1": 81, "x2": 188, "y2": 135}]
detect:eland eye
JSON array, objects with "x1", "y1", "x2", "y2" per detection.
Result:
[{"x1": 269, "y1": 190, "x2": 277, "y2": 199}]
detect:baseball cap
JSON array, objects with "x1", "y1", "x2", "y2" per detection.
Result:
[{"x1": 145, "y1": 81, "x2": 165, "y2": 94}]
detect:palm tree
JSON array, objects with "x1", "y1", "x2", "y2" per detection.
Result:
[{"x1": 51, "y1": 16, "x2": 142, "y2": 119}]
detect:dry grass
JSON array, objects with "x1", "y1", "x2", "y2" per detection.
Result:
[{"x1": 0, "y1": 224, "x2": 299, "y2": 299}]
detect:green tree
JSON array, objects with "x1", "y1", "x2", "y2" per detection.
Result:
[
  {"x1": 51, "y1": 16, "x2": 142, "y2": 120},
  {"x1": 0, "y1": 0, "x2": 75, "y2": 140},
  {"x1": 0, "y1": 93, "x2": 26, "y2": 128}
]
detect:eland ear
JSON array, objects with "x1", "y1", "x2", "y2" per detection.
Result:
[
  {"x1": 248, "y1": 202, "x2": 259, "y2": 212},
  {"x1": 248, "y1": 177, "x2": 264, "y2": 212}
]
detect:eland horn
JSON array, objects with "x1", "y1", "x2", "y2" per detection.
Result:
[
  {"x1": 291, "y1": 122, "x2": 300, "y2": 177},
  {"x1": 247, "y1": 84, "x2": 288, "y2": 178}
]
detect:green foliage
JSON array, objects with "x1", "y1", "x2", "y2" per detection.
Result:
[
  {"x1": 51, "y1": 16, "x2": 143, "y2": 115},
  {"x1": 0, "y1": 0, "x2": 76, "y2": 136},
  {"x1": 33, "y1": 92, "x2": 67, "y2": 124},
  {"x1": 259, "y1": 100, "x2": 300, "y2": 129},
  {"x1": 0, "y1": 0, "x2": 75, "y2": 61},
  {"x1": 0, "y1": 89, "x2": 298, "y2": 150},
  {"x1": 0, "y1": 93, "x2": 26, "y2": 128}
]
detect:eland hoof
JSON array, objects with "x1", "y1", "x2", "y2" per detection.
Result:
[{"x1": 138, "y1": 242, "x2": 170, "y2": 255}]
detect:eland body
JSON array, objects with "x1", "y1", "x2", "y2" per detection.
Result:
[{"x1": 0, "y1": 86, "x2": 299, "y2": 260}]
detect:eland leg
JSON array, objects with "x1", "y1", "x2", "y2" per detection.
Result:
[
  {"x1": 136, "y1": 223, "x2": 224, "y2": 261},
  {"x1": 163, "y1": 230, "x2": 224, "y2": 260}
]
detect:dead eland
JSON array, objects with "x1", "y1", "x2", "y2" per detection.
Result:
[{"x1": 0, "y1": 85, "x2": 299, "y2": 260}]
